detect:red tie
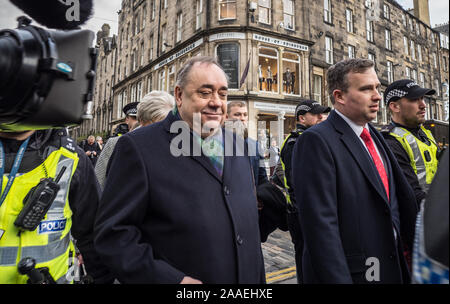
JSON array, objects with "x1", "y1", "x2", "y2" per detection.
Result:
[{"x1": 360, "y1": 128, "x2": 389, "y2": 201}]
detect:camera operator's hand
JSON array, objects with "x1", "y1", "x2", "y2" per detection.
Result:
[
  {"x1": 86, "y1": 151, "x2": 91, "y2": 156},
  {"x1": 93, "y1": 151, "x2": 97, "y2": 156},
  {"x1": 180, "y1": 276, "x2": 203, "y2": 284}
]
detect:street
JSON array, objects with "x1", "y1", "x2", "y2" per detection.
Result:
[{"x1": 262, "y1": 229, "x2": 297, "y2": 284}]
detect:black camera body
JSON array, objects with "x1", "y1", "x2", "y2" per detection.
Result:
[{"x1": 0, "y1": 17, "x2": 97, "y2": 131}]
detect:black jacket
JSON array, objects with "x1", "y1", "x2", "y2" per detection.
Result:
[
  {"x1": 1, "y1": 129, "x2": 113, "y2": 283},
  {"x1": 94, "y1": 112, "x2": 266, "y2": 284}
]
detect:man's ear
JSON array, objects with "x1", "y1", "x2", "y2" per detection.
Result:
[
  {"x1": 389, "y1": 101, "x2": 400, "y2": 113},
  {"x1": 333, "y1": 89, "x2": 345, "y2": 106},
  {"x1": 174, "y1": 86, "x2": 183, "y2": 108}
]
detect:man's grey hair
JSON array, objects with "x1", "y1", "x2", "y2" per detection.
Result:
[
  {"x1": 137, "y1": 91, "x2": 175, "y2": 124},
  {"x1": 175, "y1": 56, "x2": 229, "y2": 89}
]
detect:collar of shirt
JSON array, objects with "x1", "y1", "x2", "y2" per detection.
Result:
[{"x1": 334, "y1": 109, "x2": 369, "y2": 137}]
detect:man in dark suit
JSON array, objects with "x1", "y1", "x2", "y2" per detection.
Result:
[
  {"x1": 94, "y1": 56, "x2": 265, "y2": 284},
  {"x1": 292, "y1": 58, "x2": 418, "y2": 284},
  {"x1": 226, "y1": 100, "x2": 268, "y2": 187}
]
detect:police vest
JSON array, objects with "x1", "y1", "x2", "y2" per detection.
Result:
[
  {"x1": 280, "y1": 131, "x2": 303, "y2": 205},
  {"x1": 0, "y1": 146, "x2": 79, "y2": 284},
  {"x1": 389, "y1": 125, "x2": 438, "y2": 192}
]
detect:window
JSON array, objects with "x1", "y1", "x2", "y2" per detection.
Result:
[
  {"x1": 410, "y1": 40, "x2": 416, "y2": 60},
  {"x1": 387, "y1": 61, "x2": 393, "y2": 83},
  {"x1": 258, "y1": 47, "x2": 279, "y2": 92},
  {"x1": 124, "y1": 55, "x2": 128, "y2": 77},
  {"x1": 151, "y1": 0, "x2": 155, "y2": 20},
  {"x1": 348, "y1": 45, "x2": 355, "y2": 59},
  {"x1": 368, "y1": 52, "x2": 375, "y2": 63},
  {"x1": 164, "y1": 0, "x2": 168, "y2": 9},
  {"x1": 217, "y1": 43, "x2": 240, "y2": 89},
  {"x1": 131, "y1": 83, "x2": 136, "y2": 103},
  {"x1": 385, "y1": 29, "x2": 391, "y2": 50},
  {"x1": 313, "y1": 75, "x2": 322, "y2": 103},
  {"x1": 404, "y1": 37, "x2": 409, "y2": 55},
  {"x1": 161, "y1": 24, "x2": 167, "y2": 52},
  {"x1": 258, "y1": 0, "x2": 271, "y2": 24},
  {"x1": 416, "y1": 22, "x2": 420, "y2": 36},
  {"x1": 417, "y1": 44, "x2": 422, "y2": 62},
  {"x1": 402, "y1": 14, "x2": 407, "y2": 27},
  {"x1": 366, "y1": 20, "x2": 374, "y2": 42},
  {"x1": 137, "y1": 81, "x2": 142, "y2": 102},
  {"x1": 140, "y1": 42, "x2": 144, "y2": 66},
  {"x1": 219, "y1": 0, "x2": 237, "y2": 20},
  {"x1": 409, "y1": 19, "x2": 413, "y2": 32},
  {"x1": 159, "y1": 69, "x2": 166, "y2": 91},
  {"x1": 283, "y1": 0, "x2": 295, "y2": 30},
  {"x1": 324, "y1": 0, "x2": 332, "y2": 23},
  {"x1": 196, "y1": 0, "x2": 203, "y2": 30},
  {"x1": 134, "y1": 12, "x2": 140, "y2": 35},
  {"x1": 325, "y1": 36, "x2": 333, "y2": 64},
  {"x1": 176, "y1": 13, "x2": 183, "y2": 43},
  {"x1": 405, "y1": 67, "x2": 411, "y2": 79},
  {"x1": 444, "y1": 56, "x2": 448, "y2": 72},
  {"x1": 346, "y1": 9, "x2": 353, "y2": 33},
  {"x1": 365, "y1": 0, "x2": 372, "y2": 9},
  {"x1": 149, "y1": 34, "x2": 153, "y2": 61},
  {"x1": 383, "y1": 4, "x2": 390, "y2": 19},
  {"x1": 282, "y1": 52, "x2": 301, "y2": 95},
  {"x1": 432, "y1": 52, "x2": 437, "y2": 68},
  {"x1": 142, "y1": 5, "x2": 146, "y2": 29},
  {"x1": 420, "y1": 72, "x2": 425, "y2": 87},
  {"x1": 412, "y1": 69, "x2": 418, "y2": 82},
  {"x1": 147, "y1": 74, "x2": 153, "y2": 93},
  {"x1": 434, "y1": 79, "x2": 440, "y2": 96},
  {"x1": 118, "y1": 61, "x2": 122, "y2": 81},
  {"x1": 168, "y1": 66, "x2": 176, "y2": 95}
]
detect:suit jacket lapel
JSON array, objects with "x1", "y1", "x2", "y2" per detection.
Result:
[{"x1": 329, "y1": 111, "x2": 389, "y2": 204}]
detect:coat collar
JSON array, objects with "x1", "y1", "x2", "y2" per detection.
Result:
[{"x1": 328, "y1": 110, "x2": 390, "y2": 204}]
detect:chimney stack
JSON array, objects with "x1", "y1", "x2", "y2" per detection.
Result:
[{"x1": 413, "y1": 0, "x2": 431, "y2": 26}]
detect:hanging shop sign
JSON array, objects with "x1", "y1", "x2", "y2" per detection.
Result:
[
  {"x1": 209, "y1": 32, "x2": 246, "y2": 42},
  {"x1": 254, "y1": 102, "x2": 296, "y2": 113}
]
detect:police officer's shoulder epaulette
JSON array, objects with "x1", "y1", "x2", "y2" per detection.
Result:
[
  {"x1": 380, "y1": 124, "x2": 395, "y2": 135},
  {"x1": 54, "y1": 129, "x2": 77, "y2": 153}
]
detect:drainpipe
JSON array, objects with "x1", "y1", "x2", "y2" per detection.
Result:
[{"x1": 156, "y1": 0, "x2": 162, "y2": 57}]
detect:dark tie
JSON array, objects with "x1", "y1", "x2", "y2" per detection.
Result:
[{"x1": 360, "y1": 128, "x2": 389, "y2": 201}]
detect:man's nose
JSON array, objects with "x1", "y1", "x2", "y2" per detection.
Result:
[{"x1": 418, "y1": 98, "x2": 426, "y2": 108}]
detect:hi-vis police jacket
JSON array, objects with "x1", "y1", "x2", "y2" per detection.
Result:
[
  {"x1": 0, "y1": 129, "x2": 107, "y2": 284},
  {"x1": 388, "y1": 125, "x2": 439, "y2": 192}
]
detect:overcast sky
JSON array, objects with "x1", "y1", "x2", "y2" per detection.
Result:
[{"x1": 0, "y1": 0, "x2": 448, "y2": 34}]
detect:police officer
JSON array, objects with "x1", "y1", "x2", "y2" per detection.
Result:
[
  {"x1": 0, "y1": 129, "x2": 112, "y2": 283},
  {"x1": 279, "y1": 99, "x2": 330, "y2": 283},
  {"x1": 95, "y1": 102, "x2": 139, "y2": 191},
  {"x1": 123, "y1": 102, "x2": 139, "y2": 130},
  {"x1": 382, "y1": 79, "x2": 440, "y2": 205}
]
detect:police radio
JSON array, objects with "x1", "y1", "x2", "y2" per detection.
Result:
[{"x1": 14, "y1": 166, "x2": 66, "y2": 231}]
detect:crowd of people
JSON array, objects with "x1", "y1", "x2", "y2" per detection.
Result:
[{"x1": 0, "y1": 56, "x2": 447, "y2": 284}]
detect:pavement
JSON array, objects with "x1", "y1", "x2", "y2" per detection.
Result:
[{"x1": 261, "y1": 229, "x2": 297, "y2": 284}]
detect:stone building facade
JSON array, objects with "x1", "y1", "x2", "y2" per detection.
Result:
[{"x1": 78, "y1": 0, "x2": 449, "y2": 147}]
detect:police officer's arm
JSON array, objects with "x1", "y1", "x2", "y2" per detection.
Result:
[
  {"x1": 280, "y1": 140, "x2": 295, "y2": 191},
  {"x1": 384, "y1": 135, "x2": 426, "y2": 204},
  {"x1": 94, "y1": 135, "x2": 186, "y2": 284},
  {"x1": 69, "y1": 146, "x2": 114, "y2": 283}
]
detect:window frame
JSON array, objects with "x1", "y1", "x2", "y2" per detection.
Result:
[
  {"x1": 219, "y1": 0, "x2": 237, "y2": 20},
  {"x1": 325, "y1": 36, "x2": 333, "y2": 64}
]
